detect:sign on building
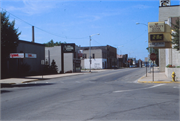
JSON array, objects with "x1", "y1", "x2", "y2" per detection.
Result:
[
  {"x1": 10, "y1": 53, "x2": 24, "y2": 58},
  {"x1": 62, "y1": 44, "x2": 75, "y2": 53},
  {"x1": 25, "y1": 53, "x2": 37, "y2": 58},
  {"x1": 148, "y1": 22, "x2": 165, "y2": 33},
  {"x1": 148, "y1": 22, "x2": 172, "y2": 48},
  {"x1": 10, "y1": 53, "x2": 37, "y2": 58}
]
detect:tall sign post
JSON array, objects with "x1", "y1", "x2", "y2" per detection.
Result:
[
  {"x1": 148, "y1": 22, "x2": 172, "y2": 81},
  {"x1": 150, "y1": 53, "x2": 157, "y2": 81},
  {"x1": 145, "y1": 57, "x2": 148, "y2": 77}
]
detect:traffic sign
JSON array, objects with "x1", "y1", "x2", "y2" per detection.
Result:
[{"x1": 150, "y1": 53, "x2": 156, "y2": 61}]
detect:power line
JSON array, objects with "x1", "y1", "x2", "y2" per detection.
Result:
[{"x1": 1, "y1": 8, "x2": 89, "y2": 40}]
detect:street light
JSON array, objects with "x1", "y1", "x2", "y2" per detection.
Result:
[
  {"x1": 117, "y1": 46, "x2": 124, "y2": 55},
  {"x1": 136, "y1": 22, "x2": 148, "y2": 26},
  {"x1": 136, "y1": 22, "x2": 151, "y2": 72},
  {"x1": 89, "y1": 33, "x2": 100, "y2": 72}
]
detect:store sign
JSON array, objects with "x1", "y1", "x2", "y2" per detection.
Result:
[
  {"x1": 149, "y1": 42, "x2": 165, "y2": 47},
  {"x1": 148, "y1": 22, "x2": 165, "y2": 33},
  {"x1": 10, "y1": 53, "x2": 24, "y2": 58},
  {"x1": 62, "y1": 44, "x2": 75, "y2": 53},
  {"x1": 25, "y1": 53, "x2": 37, "y2": 58}
]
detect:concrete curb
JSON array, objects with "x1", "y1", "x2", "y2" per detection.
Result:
[
  {"x1": 138, "y1": 75, "x2": 180, "y2": 83},
  {"x1": 22, "y1": 79, "x2": 39, "y2": 83},
  {"x1": 138, "y1": 81, "x2": 180, "y2": 83}
]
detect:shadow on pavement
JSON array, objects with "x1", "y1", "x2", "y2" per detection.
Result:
[
  {"x1": 1, "y1": 90, "x2": 12, "y2": 94},
  {"x1": 1, "y1": 83, "x2": 54, "y2": 88},
  {"x1": 24, "y1": 78, "x2": 48, "y2": 80}
]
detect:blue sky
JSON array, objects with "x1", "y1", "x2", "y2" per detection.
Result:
[{"x1": 1, "y1": 0, "x2": 180, "y2": 60}]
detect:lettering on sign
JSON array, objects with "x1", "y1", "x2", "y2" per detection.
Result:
[
  {"x1": 148, "y1": 22, "x2": 165, "y2": 33},
  {"x1": 62, "y1": 44, "x2": 75, "y2": 53},
  {"x1": 64, "y1": 45, "x2": 74, "y2": 51},
  {"x1": 10, "y1": 53, "x2": 24, "y2": 58},
  {"x1": 25, "y1": 53, "x2": 37, "y2": 58},
  {"x1": 149, "y1": 42, "x2": 165, "y2": 47}
]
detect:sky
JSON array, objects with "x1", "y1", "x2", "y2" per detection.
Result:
[{"x1": 1, "y1": 0, "x2": 180, "y2": 60}]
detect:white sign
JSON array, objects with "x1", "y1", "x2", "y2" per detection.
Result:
[
  {"x1": 145, "y1": 57, "x2": 148, "y2": 62},
  {"x1": 41, "y1": 60, "x2": 45, "y2": 65},
  {"x1": 63, "y1": 45, "x2": 74, "y2": 51},
  {"x1": 25, "y1": 53, "x2": 37, "y2": 58},
  {"x1": 10, "y1": 53, "x2": 24, "y2": 58},
  {"x1": 148, "y1": 22, "x2": 165, "y2": 33},
  {"x1": 149, "y1": 42, "x2": 165, "y2": 47}
]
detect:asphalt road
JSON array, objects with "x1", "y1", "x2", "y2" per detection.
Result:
[{"x1": 1, "y1": 68, "x2": 179, "y2": 120}]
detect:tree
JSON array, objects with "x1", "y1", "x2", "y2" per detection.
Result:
[
  {"x1": 1, "y1": 12, "x2": 21, "y2": 78},
  {"x1": 50, "y1": 60, "x2": 58, "y2": 74},
  {"x1": 44, "y1": 39, "x2": 66, "y2": 47},
  {"x1": 171, "y1": 18, "x2": 179, "y2": 50},
  {"x1": 43, "y1": 59, "x2": 58, "y2": 74}
]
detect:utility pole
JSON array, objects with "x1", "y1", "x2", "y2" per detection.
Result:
[
  {"x1": 32, "y1": 26, "x2": 34, "y2": 43},
  {"x1": 89, "y1": 36, "x2": 92, "y2": 72}
]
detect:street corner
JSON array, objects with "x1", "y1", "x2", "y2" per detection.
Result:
[
  {"x1": 137, "y1": 76, "x2": 146, "y2": 82},
  {"x1": 138, "y1": 80, "x2": 180, "y2": 83}
]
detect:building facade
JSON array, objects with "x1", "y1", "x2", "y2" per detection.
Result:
[
  {"x1": 80, "y1": 45, "x2": 117, "y2": 69},
  {"x1": 159, "y1": 5, "x2": 180, "y2": 72},
  {"x1": 6, "y1": 40, "x2": 45, "y2": 78},
  {"x1": 45, "y1": 43, "x2": 81, "y2": 73},
  {"x1": 117, "y1": 54, "x2": 128, "y2": 68},
  {"x1": 159, "y1": 4, "x2": 180, "y2": 79}
]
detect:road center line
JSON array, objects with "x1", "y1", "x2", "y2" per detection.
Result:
[{"x1": 113, "y1": 84, "x2": 166, "y2": 93}]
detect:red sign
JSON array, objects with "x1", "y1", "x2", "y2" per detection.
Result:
[
  {"x1": 150, "y1": 53, "x2": 156, "y2": 61},
  {"x1": 78, "y1": 53, "x2": 83, "y2": 57},
  {"x1": 10, "y1": 53, "x2": 24, "y2": 58}
]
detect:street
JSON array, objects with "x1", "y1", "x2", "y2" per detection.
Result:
[{"x1": 1, "y1": 68, "x2": 179, "y2": 120}]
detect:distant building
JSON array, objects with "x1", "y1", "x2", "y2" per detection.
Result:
[
  {"x1": 45, "y1": 43, "x2": 81, "y2": 73},
  {"x1": 80, "y1": 45, "x2": 117, "y2": 69},
  {"x1": 117, "y1": 54, "x2": 128, "y2": 68}
]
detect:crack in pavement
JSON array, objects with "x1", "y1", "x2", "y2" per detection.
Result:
[{"x1": 85, "y1": 99, "x2": 179, "y2": 120}]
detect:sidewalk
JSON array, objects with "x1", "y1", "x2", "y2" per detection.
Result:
[
  {"x1": 0, "y1": 69, "x2": 110, "y2": 85},
  {"x1": 138, "y1": 67, "x2": 180, "y2": 83},
  {"x1": 0, "y1": 73, "x2": 85, "y2": 84}
]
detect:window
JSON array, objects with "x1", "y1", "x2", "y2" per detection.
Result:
[{"x1": 83, "y1": 54, "x2": 87, "y2": 58}]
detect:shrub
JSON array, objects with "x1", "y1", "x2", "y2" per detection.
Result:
[{"x1": 166, "y1": 64, "x2": 175, "y2": 68}]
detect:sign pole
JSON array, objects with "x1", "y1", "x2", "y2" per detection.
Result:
[
  {"x1": 146, "y1": 62, "x2": 147, "y2": 77},
  {"x1": 153, "y1": 61, "x2": 154, "y2": 81}
]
